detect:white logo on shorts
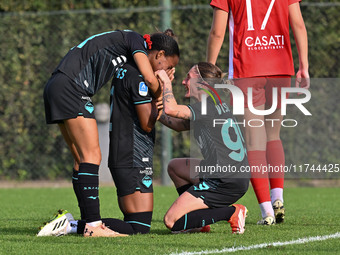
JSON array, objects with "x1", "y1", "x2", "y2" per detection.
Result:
[{"x1": 81, "y1": 96, "x2": 92, "y2": 102}]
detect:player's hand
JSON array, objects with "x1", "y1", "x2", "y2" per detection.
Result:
[
  {"x1": 155, "y1": 97, "x2": 163, "y2": 111},
  {"x1": 152, "y1": 97, "x2": 163, "y2": 120},
  {"x1": 156, "y1": 77, "x2": 163, "y2": 95},
  {"x1": 166, "y1": 68, "x2": 175, "y2": 82},
  {"x1": 295, "y1": 69, "x2": 310, "y2": 89},
  {"x1": 155, "y1": 70, "x2": 172, "y2": 86}
]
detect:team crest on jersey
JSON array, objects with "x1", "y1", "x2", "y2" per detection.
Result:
[
  {"x1": 142, "y1": 175, "x2": 152, "y2": 188},
  {"x1": 139, "y1": 81, "x2": 148, "y2": 96},
  {"x1": 85, "y1": 102, "x2": 94, "y2": 114}
]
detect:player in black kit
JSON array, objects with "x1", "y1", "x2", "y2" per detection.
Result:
[
  {"x1": 156, "y1": 62, "x2": 250, "y2": 234},
  {"x1": 41, "y1": 29, "x2": 179, "y2": 237},
  {"x1": 38, "y1": 43, "x2": 179, "y2": 237},
  {"x1": 105, "y1": 61, "x2": 160, "y2": 235}
]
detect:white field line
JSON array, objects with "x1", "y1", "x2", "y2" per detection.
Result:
[{"x1": 170, "y1": 232, "x2": 340, "y2": 255}]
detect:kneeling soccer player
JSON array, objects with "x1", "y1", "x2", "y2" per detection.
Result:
[{"x1": 157, "y1": 62, "x2": 250, "y2": 234}]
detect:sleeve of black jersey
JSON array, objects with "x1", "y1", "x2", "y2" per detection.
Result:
[
  {"x1": 188, "y1": 98, "x2": 218, "y2": 122},
  {"x1": 130, "y1": 74, "x2": 153, "y2": 105},
  {"x1": 125, "y1": 31, "x2": 148, "y2": 57}
]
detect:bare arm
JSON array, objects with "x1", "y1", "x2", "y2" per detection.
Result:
[
  {"x1": 289, "y1": 3, "x2": 310, "y2": 88},
  {"x1": 153, "y1": 90, "x2": 189, "y2": 131},
  {"x1": 156, "y1": 70, "x2": 192, "y2": 120},
  {"x1": 134, "y1": 52, "x2": 162, "y2": 97},
  {"x1": 135, "y1": 101, "x2": 158, "y2": 133},
  {"x1": 206, "y1": 7, "x2": 229, "y2": 64},
  {"x1": 158, "y1": 111, "x2": 190, "y2": 132}
]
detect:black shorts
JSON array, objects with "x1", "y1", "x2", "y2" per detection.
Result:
[
  {"x1": 110, "y1": 167, "x2": 153, "y2": 197},
  {"x1": 186, "y1": 178, "x2": 249, "y2": 208},
  {"x1": 43, "y1": 72, "x2": 95, "y2": 124}
]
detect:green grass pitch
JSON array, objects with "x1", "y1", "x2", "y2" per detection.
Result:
[{"x1": 1, "y1": 185, "x2": 339, "y2": 254}]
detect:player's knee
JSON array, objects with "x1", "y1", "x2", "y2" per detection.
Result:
[
  {"x1": 92, "y1": 147, "x2": 102, "y2": 163},
  {"x1": 81, "y1": 148, "x2": 102, "y2": 165},
  {"x1": 167, "y1": 159, "x2": 178, "y2": 179},
  {"x1": 266, "y1": 133, "x2": 280, "y2": 142},
  {"x1": 167, "y1": 165, "x2": 175, "y2": 179},
  {"x1": 96, "y1": 150, "x2": 102, "y2": 163},
  {"x1": 163, "y1": 213, "x2": 175, "y2": 229},
  {"x1": 246, "y1": 140, "x2": 266, "y2": 151}
]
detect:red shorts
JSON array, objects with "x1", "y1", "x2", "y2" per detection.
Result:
[{"x1": 230, "y1": 75, "x2": 291, "y2": 109}]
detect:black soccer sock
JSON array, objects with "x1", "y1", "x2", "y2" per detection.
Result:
[
  {"x1": 102, "y1": 218, "x2": 135, "y2": 234},
  {"x1": 77, "y1": 212, "x2": 152, "y2": 235},
  {"x1": 171, "y1": 206, "x2": 236, "y2": 231},
  {"x1": 77, "y1": 163, "x2": 101, "y2": 223},
  {"x1": 72, "y1": 169, "x2": 85, "y2": 220},
  {"x1": 176, "y1": 184, "x2": 192, "y2": 196},
  {"x1": 124, "y1": 212, "x2": 153, "y2": 234},
  {"x1": 77, "y1": 220, "x2": 86, "y2": 234}
]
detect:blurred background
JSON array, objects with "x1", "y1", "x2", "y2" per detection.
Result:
[{"x1": 0, "y1": 0, "x2": 339, "y2": 183}]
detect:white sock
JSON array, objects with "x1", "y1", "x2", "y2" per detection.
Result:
[
  {"x1": 87, "y1": 220, "x2": 102, "y2": 227},
  {"x1": 66, "y1": 220, "x2": 79, "y2": 234},
  {"x1": 259, "y1": 201, "x2": 274, "y2": 218},
  {"x1": 271, "y1": 188, "x2": 283, "y2": 204}
]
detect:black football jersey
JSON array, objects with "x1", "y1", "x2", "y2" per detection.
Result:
[
  {"x1": 188, "y1": 97, "x2": 249, "y2": 178},
  {"x1": 54, "y1": 30, "x2": 148, "y2": 96},
  {"x1": 108, "y1": 62, "x2": 155, "y2": 168}
]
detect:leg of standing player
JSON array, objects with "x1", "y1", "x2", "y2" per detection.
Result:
[
  {"x1": 38, "y1": 117, "x2": 126, "y2": 237},
  {"x1": 58, "y1": 123, "x2": 87, "y2": 220},
  {"x1": 243, "y1": 105, "x2": 275, "y2": 224},
  {"x1": 264, "y1": 76, "x2": 290, "y2": 223},
  {"x1": 234, "y1": 78, "x2": 275, "y2": 225},
  {"x1": 265, "y1": 108, "x2": 285, "y2": 223},
  {"x1": 59, "y1": 117, "x2": 105, "y2": 228}
]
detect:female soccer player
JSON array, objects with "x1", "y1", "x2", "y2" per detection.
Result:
[
  {"x1": 42, "y1": 29, "x2": 179, "y2": 237},
  {"x1": 46, "y1": 61, "x2": 177, "y2": 237},
  {"x1": 206, "y1": 0, "x2": 309, "y2": 224},
  {"x1": 103, "y1": 60, "x2": 178, "y2": 235},
  {"x1": 156, "y1": 62, "x2": 249, "y2": 234}
]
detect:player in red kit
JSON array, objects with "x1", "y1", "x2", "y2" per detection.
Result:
[{"x1": 207, "y1": 0, "x2": 309, "y2": 224}]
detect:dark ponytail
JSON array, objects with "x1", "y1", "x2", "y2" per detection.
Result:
[
  {"x1": 196, "y1": 62, "x2": 230, "y2": 92},
  {"x1": 147, "y1": 29, "x2": 180, "y2": 57}
]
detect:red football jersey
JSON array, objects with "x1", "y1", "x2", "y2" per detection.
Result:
[{"x1": 210, "y1": 0, "x2": 300, "y2": 78}]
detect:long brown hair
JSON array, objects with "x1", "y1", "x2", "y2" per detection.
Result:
[
  {"x1": 196, "y1": 62, "x2": 231, "y2": 95},
  {"x1": 197, "y1": 62, "x2": 223, "y2": 79}
]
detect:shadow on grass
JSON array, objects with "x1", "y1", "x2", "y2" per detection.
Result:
[
  {"x1": 1, "y1": 226, "x2": 39, "y2": 236},
  {"x1": 149, "y1": 229, "x2": 171, "y2": 235}
]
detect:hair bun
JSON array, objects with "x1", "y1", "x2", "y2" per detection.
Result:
[
  {"x1": 149, "y1": 29, "x2": 180, "y2": 57},
  {"x1": 163, "y1": 29, "x2": 176, "y2": 38}
]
